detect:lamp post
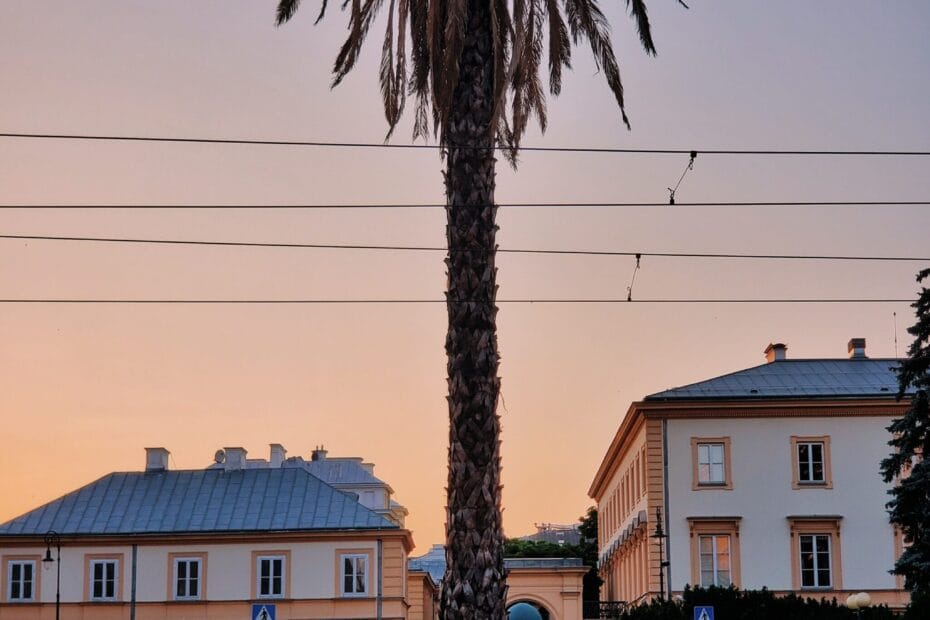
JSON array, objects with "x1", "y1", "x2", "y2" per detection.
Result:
[
  {"x1": 845, "y1": 591, "x2": 871, "y2": 618},
  {"x1": 42, "y1": 530, "x2": 61, "y2": 620},
  {"x1": 650, "y1": 507, "x2": 670, "y2": 600}
]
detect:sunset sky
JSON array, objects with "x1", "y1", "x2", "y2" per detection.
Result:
[{"x1": 1, "y1": 1, "x2": 929, "y2": 551}]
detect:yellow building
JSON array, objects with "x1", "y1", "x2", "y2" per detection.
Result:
[
  {"x1": 0, "y1": 446, "x2": 414, "y2": 619},
  {"x1": 589, "y1": 339, "x2": 911, "y2": 610},
  {"x1": 408, "y1": 545, "x2": 587, "y2": 620}
]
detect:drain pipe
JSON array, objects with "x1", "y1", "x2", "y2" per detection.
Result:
[
  {"x1": 130, "y1": 544, "x2": 138, "y2": 620},
  {"x1": 377, "y1": 539, "x2": 383, "y2": 620}
]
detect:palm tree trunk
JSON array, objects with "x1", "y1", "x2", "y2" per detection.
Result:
[{"x1": 441, "y1": 0, "x2": 507, "y2": 617}]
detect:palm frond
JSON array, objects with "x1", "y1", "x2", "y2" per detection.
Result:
[
  {"x1": 626, "y1": 0, "x2": 656, "y2": 55},
  {"x1": 427, "y1": 0, "x2": 447, "y2": 134},
  {"x1": 437, "y1": 0, "x2": 467, "y2": 139},
  {"x1": 408, "y1": 0, "x2": 432, "y2": 140},
  {"x1": 315, "y1": 0, "x2": 331, "y2": 24},
  {"x1": 487, "y1": 0, "x2": 513, "y2": 141},
  {"x1": 275, "y1": 0, "x2": 302, "y2": 25},
  {"x1": 380, "y1": 0, "x2": 400, "y2": 133},
  {"x1": 393, "y1": 0, "x2": 410, "y2": 128},
  {"x1": 564, "y1": 0, "x2": 631, "y2": 128},
  {"x1": 332, "y1": 0, "x2": 387, "y2": 86},
  {"x1": 546, "y1": 0, "x2": 571, "y2": 95}
]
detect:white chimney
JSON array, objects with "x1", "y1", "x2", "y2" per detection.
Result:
[
  {"x1": 764, "y1": 343, "x2": 787, "y2": 363},
  {"x1": 848, "y1": 338, "x2": 867, "y2": 359},
  {"x1": 224, "y1": 447, "x2": 248, "y2": 471},
  {"x1": 145, "y1": 447, "x2": 170, "y2": 472},
  {"x1": 311, "y1": 446, "x2": 328, "y2": 461},
  {"x1": 270, "y1": 444, "x2": 286, "y2": 468}
]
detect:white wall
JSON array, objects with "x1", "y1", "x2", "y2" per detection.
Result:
[
  {"x1": 665, "y1": 415, "x2": 898, "y2": 591},
  {"x1": 3, "y1": 540, "x2": 379, "y2": 603}
]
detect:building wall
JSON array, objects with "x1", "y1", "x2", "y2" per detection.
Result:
[
  {"x1": 593, "y1": 415, "x2": 658, "y2": 604},
  {"x1": 1, "y1": 535, "x2": 411, "y2": 619},
  {"x1": 505, "y1": 567, "x2": 587, "y2": 620},
  {"x1": 666, "y1": 415, "x2": 899, "y2": 593},
  {"x1": 406, "y1": 572, "x2": 438, "y2": 620}
]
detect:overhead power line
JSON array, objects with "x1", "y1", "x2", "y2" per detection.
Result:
[
  {"x1": 0, "y1": 298, "x2": 912, "y2": 305},
  {"x1": 2, "y1": 201, "x2": 929, "y2": 210},
  {"x1": 2, "y1": 233, "x2": 928, "y2": 262},
  {"x1": 2, "y1": 132, "x2": 929, "y2": 156}
]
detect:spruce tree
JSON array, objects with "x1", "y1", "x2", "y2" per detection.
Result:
[{"x1": 881, "y1": 267, "x2": 930, "y2": 601}]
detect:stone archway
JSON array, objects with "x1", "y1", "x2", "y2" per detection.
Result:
[{"x1": 507, "y1": 599, "x2": 552, "y2": 620}]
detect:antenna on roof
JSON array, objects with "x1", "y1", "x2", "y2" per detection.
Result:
[{"x1": 894, "y1": 312, "x2": 899, "y2": 358}]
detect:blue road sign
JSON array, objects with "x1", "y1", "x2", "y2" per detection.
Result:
[
  {"x1": 694, "y1": 606, "x2": 714, "y2": 620},
  {"x1": 252, "y1": 603, "x2": 276, "y2": 620}
]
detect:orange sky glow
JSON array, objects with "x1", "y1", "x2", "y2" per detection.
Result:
[{"x1": 1, "y1": 1, "x2": 929, "y2": 550}]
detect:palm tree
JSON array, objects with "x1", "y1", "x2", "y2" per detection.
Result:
[{"x1": 275, "y1": 0, "x2": 669, "y2": 616}]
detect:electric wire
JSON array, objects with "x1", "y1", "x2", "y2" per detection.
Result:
[
  {"x1": 0, "y1": 298, "x2": 912, "y2": 304},
  {"x1": 2, "y1": 234, "x2": 928, "y2": 262},
  {"x1": 2, "y1": 132, "x2": 929, "y2": 156},
  {"x1": 1, "y1": 201, "x2": 929, "y2": 210}
]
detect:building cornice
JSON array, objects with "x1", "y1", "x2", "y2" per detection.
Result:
[{"x1": 0, "y1": 527, "x2": 415, "y2": 552}]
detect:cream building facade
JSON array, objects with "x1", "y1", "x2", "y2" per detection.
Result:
[
  {"x1": 589, "y1": 339, "x2": 910, "y2": 610},
  {"x1": 0, "y1": 445, "x2": 415, "y2": 619}
]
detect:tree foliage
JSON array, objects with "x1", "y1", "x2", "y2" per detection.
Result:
[
  {"x1": 504, "y1": 507, "x2": 601, "y2": 605},
  {"x1": 881, "y1": 268, "x2": 930, "y2": 601},
  {"x1": 275, "y1": 0, "x2": 677, "y2": 154},
  {"x1": 613, "y1": 586, "x2": 899, "y2": 620}
]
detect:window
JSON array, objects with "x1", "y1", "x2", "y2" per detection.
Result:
[
  {"x1": 798, "y1": 443, "x2": 824, "y2": 482},
  {"x1": 788, "y1": 517, "x2": 842, "y2": 590},
  {"x1": 799, "y1": 534, "x2": 832, "y2": 588},
  {"x1": 691, "y1": 437, "x2": 732, "y2": 490},
  {"x1": 698, "y1": 444, "x2": 725, "y2": 483},
  {"x1": 341, "y1": 554, "x2": 368, "y2": 596},
  {"x1": 687, "y1": 517, "x2": 741, "y2": 587},
  {"x1": 256, "y1": 555, "x2": 285, "y2": 599},
  {"x1": 173, "y1": 557, "x2": 202, "y2": 600},
  {"x1": 90, "y1": 559, "x2": 119, "y2": 601},
  {"x1": 699, "y1": 535, "x2": 731, "y2": 587},
  {"x1": 6, "y1": 560, "x2": 36, "y2": 602},
  {"x1": 791, "y1": 436, "x2": 833, "y2": 488}
]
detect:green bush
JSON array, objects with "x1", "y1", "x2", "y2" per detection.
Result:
[{"x1": 612, "y1": 586, "x2": 901, "y2": 620}]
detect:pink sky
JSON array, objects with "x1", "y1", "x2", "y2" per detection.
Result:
[{"x1": 1, "y1": 1, "x2": 929, "y2": 550}]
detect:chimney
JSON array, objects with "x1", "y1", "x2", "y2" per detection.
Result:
[
  {"x1": 145, "y1": 447, "x2": 170, "y2": 472},
  {"x1": 764, "y1": 343, "x2": 787, "y2": 363},
  {"x1": 270, "y1": 444, "x2": 286, "y2": 468},
  {"x1": 311, "y1": 445, "x2": 328, "y2": 461},
  {"x1": 848, "y1": 338, "x2": 867, "y2": 359},
  {"x1": 224, "y1": 447, "x2": 247, "y2": 471}
]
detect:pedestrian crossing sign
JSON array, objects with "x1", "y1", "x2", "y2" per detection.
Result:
[
  {"x1": 252, "y1": 603, "x2": 276, "y2": 620},
  {"x1": 694, "y1": 606, "x2": 714, "y2": 620}
]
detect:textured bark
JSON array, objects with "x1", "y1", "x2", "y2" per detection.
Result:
[{"x1": 440, "y1": 0, "x2": 507, "y2": 617}]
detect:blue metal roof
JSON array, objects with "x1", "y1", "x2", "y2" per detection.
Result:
[
  {"x1": 0, "y1": 467, "x2": 397, "y2": 537},
  {"x1": 645, "y1": 358, "x2": 906, "y2": 401},
  {"x1": 299, "y1": 459, "x2": 387, "y2": 486}
]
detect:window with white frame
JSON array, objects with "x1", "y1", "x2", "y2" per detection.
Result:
[
  {"x1": 341, "y1": 554, "x2": 368, "y2": 596},
  {"x1": 697, "y1": 443, "x2": 726, "y2": 485},
  {"x1": 90, "y1": 559, "x2": 119, "y2": 600},
  {"x1": 256, "y1": 555, "x2": 284, "y2": 598},
  {"x1": 799, "y1": 534, "x2": 832, "y2": 588},
  {"x1": 797, "y1": 442, "x2": 826, "y2": 484},
  {"x1": 698, "y1": 535, "x2": 731, "y2": 587},
  {"x1": 6, "y1": 560, "x2": 36, "y2": 602},
  {"x1": 174, "y1": 557, "x2": 202, "y2": 600}
]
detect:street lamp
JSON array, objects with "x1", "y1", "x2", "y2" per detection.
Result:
[
  {"x1": 845, "y1": 591, "x2": 871, "y2": 617},
  {"x1": 42, "y1": 530, "x2": 61, "y2": 620}
]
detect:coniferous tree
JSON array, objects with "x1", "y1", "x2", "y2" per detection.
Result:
[{"x1": 881, "y1": 268, "x2": 930, "y2": 601}]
